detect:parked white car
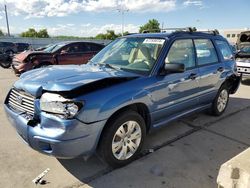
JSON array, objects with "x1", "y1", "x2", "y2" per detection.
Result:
[
  {"x1": 236, "y1": 31, "x2": 250, "y2": 79},
  {"x1": 236, "y1": 58, "x2": 250, "y2": 78}
]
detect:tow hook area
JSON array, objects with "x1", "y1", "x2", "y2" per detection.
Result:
[{"x1": 27, "y1": 119, "x2": 39, "y2": 127}]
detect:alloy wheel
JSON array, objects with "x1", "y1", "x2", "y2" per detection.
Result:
[
  {"x1": 217, "y1": 89, "x2": 228, "y2": 112},
  {"x1": 112, "y1": 121, "x2": 142, "y2": 160}
]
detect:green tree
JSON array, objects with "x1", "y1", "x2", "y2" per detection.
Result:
[
  {"x1": 0, "y1": 29, "x2": 4, "y2": 36},
  {"x1": 106, "y1": 30, "x2": 118, "y2": 40},
  {"x1": 95, "y1": 33, "x2": 106, "y2": 40},
  {"x1": 37, "y1": 29, "x2": 49, "y2": 38},
  {"x1": 20, "y1": 28, "x2": 50, "y2": 38},
  {"x1": 139, "y1": 19, "x2": 161, "y2": 33},
  {"x1": 95, "y1": 30, "x2": 119, "y2": 40}
]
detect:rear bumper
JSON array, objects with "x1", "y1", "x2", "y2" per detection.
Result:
[
  {"x1": 4, "y1": 104, "x2": 106, "y2": 159},
  {"x1": 240, "y1": 73, "x2": 250, "y2": 79}
]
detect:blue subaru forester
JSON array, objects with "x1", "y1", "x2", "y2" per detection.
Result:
[{"x1": 4, "y1": 28, "x2": 240, "y2": 167}]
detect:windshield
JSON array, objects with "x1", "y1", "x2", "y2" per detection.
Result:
[
  {"x1": 91, "y1": 37, "x2": 165, "y2": 74},
  {"x1": 240, "y1": 46, "x2": 250, "y2": 53},
  {"x1": 43, "y1": 43, "x2": 65, "y2": 53}
]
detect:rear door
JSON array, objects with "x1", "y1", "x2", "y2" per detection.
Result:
[
  {"x1": 194, "y1": 39, "x2": 225, "y2": 104},
  {"x1": 80, "y1": 43, "x2": 98, "y2": 64}
]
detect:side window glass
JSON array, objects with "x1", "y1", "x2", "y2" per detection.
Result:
[
  {"x1": 215, "y1": 40, "x2": 233, "y2": 60},
  {"x1": 91, "y1": 44, "x2": 103, "y2": 51},
  {"x1": 65, "y1": 44, "x2": 83, "y2": 53},
  {"x1": 166, "y1": 39, "x2": 195, "y2": 69},
  {"x1": 194, "y1": 39, "x2": 218, "y2": 65},
  {"x1": 80, "y1": 43, "x2": 91, "y2": 52}
]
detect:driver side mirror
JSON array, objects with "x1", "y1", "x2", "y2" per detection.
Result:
[{"x1": 161, "y1": 62, "x2": 185, "y2": 75}]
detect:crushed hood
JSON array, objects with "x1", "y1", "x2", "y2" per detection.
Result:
[
  {"x1": 13, "y1": 50, "x2": 51, "y2": 62},
  {"x1": 14, "y1": 64, "x2": 139, "y2": 97}
]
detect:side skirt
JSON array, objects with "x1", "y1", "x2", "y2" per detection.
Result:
[{"x1": 150, "y1": 103, "x2": 212, "y2": 130}]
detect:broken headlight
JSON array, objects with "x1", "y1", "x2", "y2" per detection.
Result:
[{"x1": 40, "y1": 93, "x2": 83, "y2": 119}]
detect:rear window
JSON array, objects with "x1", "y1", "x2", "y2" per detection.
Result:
[
  {"x1": 215, "y1": 40, "x2": 233, "y2": 60},
  {"x1": 194, "y1": 39, "x2": 218, "y2": 65}
]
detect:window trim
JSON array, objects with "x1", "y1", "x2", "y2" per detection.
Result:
[{"x1": 164, "y1": 38, "x2": 197, "y2": 71}]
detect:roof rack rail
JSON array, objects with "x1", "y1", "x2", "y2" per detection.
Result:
[
  {"x1": 196, "y1": 29, "x2": 220, "y2": 35},
  {"x1": 142, "y1": 27, "x2": 195, "y2": 33},
  {"x1": 142, "y1": 27, "x2": 220, "y2": 35}
]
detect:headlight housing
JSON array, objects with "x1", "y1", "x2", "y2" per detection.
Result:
[{"x1": 40, "y1": 93, "x2": 83, "y2": 119}]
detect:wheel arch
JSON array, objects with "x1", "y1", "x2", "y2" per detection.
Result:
[
  {"x1": 222, "y1": 74, "x2": 241, "y2": 94},
  {"x1": 97, "y1": 102, "x2": 151, "y2": 149}
]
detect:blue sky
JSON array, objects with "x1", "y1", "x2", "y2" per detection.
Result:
[{"x1": 0, "y1": 0, "x2": 249, "y2": 37}]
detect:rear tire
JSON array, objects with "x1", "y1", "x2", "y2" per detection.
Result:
[
  {"x1": 0, "y1": 51, "x2": 12, "y2": 68},
  {"x1": 99, "y1": 111, "x2": 146, "y2": 168},
  {"x1": 210, "y1": 84, "x2": 229, "y2": 116}
]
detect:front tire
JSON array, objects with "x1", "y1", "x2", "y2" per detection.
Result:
[
  {"x1": 211, "y1": 84, "x2": 229, "y2": 116},
  {"x1": 99, "y1": 111, "x2": 146, "y2": 168}
]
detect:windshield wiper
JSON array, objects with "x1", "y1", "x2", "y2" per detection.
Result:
[{"x1": 100, "y1": 63, "x2": 120, "y2": 71}]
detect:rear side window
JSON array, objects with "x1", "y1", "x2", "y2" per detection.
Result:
[
  {"x1": 194, "y1": 39, "x2": 218, "y2": 65},
  {"x1": 89, "y1": 43, "x2": 103, "y2": 51},
  {"x1": 215, "y1": 40, "x2": 233, "y2": 60},
  {"x1": 166, "y1": 39, "x2": 195, "y2": 69}
]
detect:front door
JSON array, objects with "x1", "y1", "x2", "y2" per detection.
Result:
[
  {"x1": 57, "y1": 43, "x2": 86, "y2": 65},
  {"x1": 150, "y1": 39, "x2": 200, "y2": 126}
]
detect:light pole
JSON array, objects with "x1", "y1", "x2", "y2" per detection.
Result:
[
  {"x1": 117, "y1": 2, "x2": 129, "y2": 36},
  {"x1": 4, "y1": 4, "x2": 10, "y2": 36}
]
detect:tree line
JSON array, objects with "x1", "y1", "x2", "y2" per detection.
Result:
[{"x1": 0, "y1": 19, "x2": 161, "y2": 40}]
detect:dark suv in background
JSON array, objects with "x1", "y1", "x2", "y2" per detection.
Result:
[
  {"x1": 15, "y1": 42, "x2": 31, "y2": 52},
  {"x1": 12, "y1": 41, "x2": 104, "y2": 75},
  {"x1": 0, "y1": 42, "x2": 18, "y2": 55},
  {"x1": 0, "y1": 42, "x2": 18, "y2": 68}
]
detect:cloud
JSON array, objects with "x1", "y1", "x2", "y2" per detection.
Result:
[
  {"x1": 45, "y1": 23, "x2": 139, "y2": 37},
  {"x1": 0, "y1": 0, "x2": 176, "y2": 18},
  {"x1": 183, "y1": 0, "x2": 203, "y2": 7}
]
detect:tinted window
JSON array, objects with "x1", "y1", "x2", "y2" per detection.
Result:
[
  {"x1": 166, "y1": 39, "x2": 195, "y2": 69},
  {"x1": 194, "y1": 39, "x2": 218, "y2": 65},
  {"x1": 2, "y1": 42, "x2": 14, "y2": 47},
  {"x1": 89, "y1": 43, "x2": 103, "y2": 51},
  {"x1": 62, "y1": 43, "x2": 83, "y2": 53},
  {"x1": 226, "y1": 34, "x2": 230, "y2": 38},
  {"x1": 215, "y1": 40, "x2": 233, "y2": 60}
]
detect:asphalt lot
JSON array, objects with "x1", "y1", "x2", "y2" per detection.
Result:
[{"x1": 0, "y1": 67, "x2": 250, "y2": 188}]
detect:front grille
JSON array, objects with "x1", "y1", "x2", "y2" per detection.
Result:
[{"x1": 8, "y1": 88, "x2": 35, "y2": 115}]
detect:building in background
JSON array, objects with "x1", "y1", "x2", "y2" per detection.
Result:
[{"x1": 221, "y1": 28, "x2": 250, "y2": 44}]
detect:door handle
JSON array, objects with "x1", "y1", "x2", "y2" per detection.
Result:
[
  {"x1": 188, "y1": 73, "x2": 197, "y2": 80},
  {"x1": 217, "y1": 67, "x2": 224, "y2": 72}
]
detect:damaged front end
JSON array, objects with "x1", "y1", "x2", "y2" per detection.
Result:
[{"x1": 4, "y1": 64, "x2": 140, "y2": 158}]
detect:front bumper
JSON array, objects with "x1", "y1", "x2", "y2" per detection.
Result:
[{"x1": 4, "y1": 104, "x2": 106, "y2": 159}]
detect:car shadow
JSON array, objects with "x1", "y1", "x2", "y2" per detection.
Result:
[{"x1": 57, "y1": 96, "x2": 250, "y2": 186}]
